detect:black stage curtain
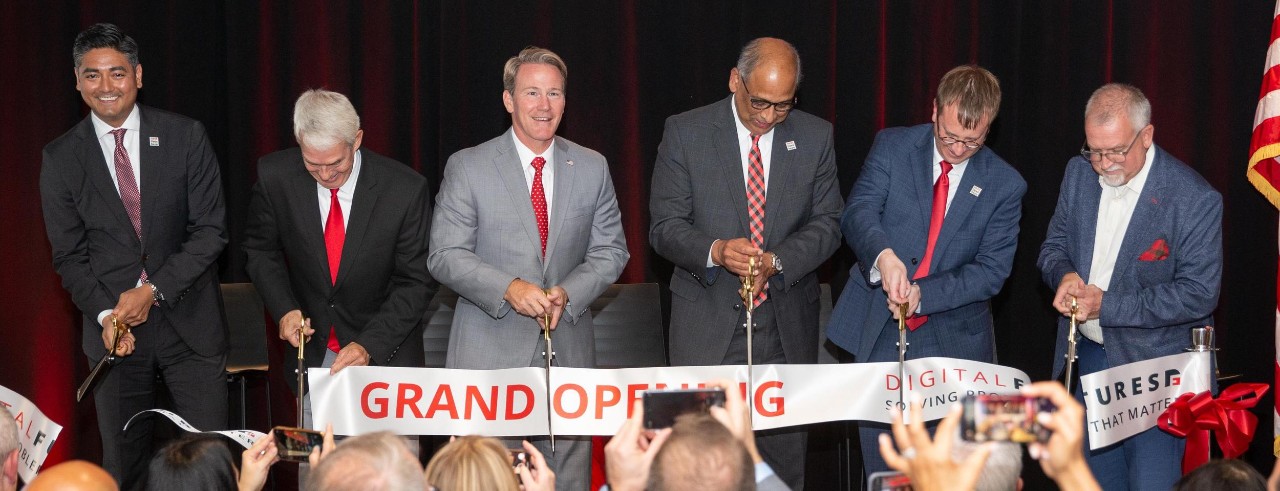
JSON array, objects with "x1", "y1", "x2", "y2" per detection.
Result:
[{"x1": 2, "y1": 0, "x2": 1276, "y2": 484}]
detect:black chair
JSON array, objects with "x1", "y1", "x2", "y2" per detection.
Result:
[
  {"x1": 220, "y1": 283, "x2": 271, "y2": 429},
  {"x1": 422, "y1": 283, "x2": 667, "y2": 368}
]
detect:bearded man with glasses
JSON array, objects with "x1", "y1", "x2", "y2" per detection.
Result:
[
  {"x1": 828, "y1": 65, "x2": 1027, "y2": 478},
  {"x1": 1037, "y1": 83, "x2": 1222, "y2": 490}
]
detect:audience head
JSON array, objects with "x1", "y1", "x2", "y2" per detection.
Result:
[
  {"x1": 143, "y1": 435, "x2": 237, "y2": 491},
  {"x1": 953, "y1": 440, "x2": 1022, "y2": 491},
  {"x1": 932, "y1": 65, "x2": 1000, "y2": 165},
  {"x1": 306, "y1": 431, "x2": 424, "y2": 491},
  {"x1": 648, "y1": 413, "x2": 754, "y2": 491},
  {"x1": 25, "y1": 460, "x2": 117, "y2": 491},
  {"x1": 0, "y1": 406, "x2": 17, "y2": 491},
  {"x1": 1174, "y1": 459, "x2": 1265, "y2": 491},
  {"x1": 423, "y1": 436, "x2": 520, "y2": 491},
  {"x1": 293, "y1": 89, "x2": 363, "y2": 189},
  {"x1": 729, "y1": 37, "x2": 801, "y2": 137}
]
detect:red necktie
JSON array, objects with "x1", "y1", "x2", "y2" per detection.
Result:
[
  {"x1": 746, "y1": 135, "x2": 768, "y2": 306},
  {"x1": 324, "y1": 188, "x2": 344, "y2": 352},
  {"x1": 531, "y1": 156, "x2": 549, "y2": 256},
  {"x1": 906, "y1": 160, "x2": 953, "y2": 331},
  {"x1": 111, "y1": 129, "x2": 147, "y2": 283}
]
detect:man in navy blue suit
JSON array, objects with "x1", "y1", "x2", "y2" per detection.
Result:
[
  {"x1": 827, "y1": 65, "x2": 1026, "y2": 476},
  {"x1": 1038, "y1": 83, "x2": 1222, "y2": 490}
]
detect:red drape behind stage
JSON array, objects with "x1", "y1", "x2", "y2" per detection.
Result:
[{"x1": 2, "y1": 1, "x2": 1276, "y2": 488}]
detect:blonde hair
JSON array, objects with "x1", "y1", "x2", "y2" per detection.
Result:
[
  {"x1": 502, "y1": 47, "x2": 568, "y2": 94},
  {"x1": 424, "y1": 436, "x2": 520, "y2": 491}
]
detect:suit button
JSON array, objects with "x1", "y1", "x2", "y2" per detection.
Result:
[
  {"x1": 911, "y1": 258, "x2": 918, "y2": 265},
  {"x1": 329, "y1": 302, "x2": 335, "y2": 308},
  {"x1": 141, "y1": 254, "x2": 148, "y2": 262},
  {"x1": 733, "y1": 304, "x2": 741, "y2": 311}
]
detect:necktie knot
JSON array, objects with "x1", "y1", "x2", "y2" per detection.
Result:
[
  {"x1": 940, "y1": 160, "x2": 954, "y2": 175},
  {"x1": 111, "y1": 128, "x2": 127, "y2": 146},
  {"x1": 330, "y1": 188, "x2": 339, "y2": 199},
  {"x1": 531, "y1": 156, "x2": 546, "y2": 172}
]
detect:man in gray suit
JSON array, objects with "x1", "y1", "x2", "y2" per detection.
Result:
[
  {"x1": 649, "y1": 37, "x2": 843, "y2": 489},
  {"x1": 1038, "y1": 83, "x2": 1222, "y2": 490},
  {"x1": 428, "y1": 46, "x2": 628, "y2": 490}
]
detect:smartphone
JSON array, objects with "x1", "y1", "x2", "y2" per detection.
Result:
[
  {"x1": 272, "y1": 426, "x2": 324, "y2": 463},
  {"x1": 643, "y1": 388, "x2": 727, "y2": 429},
  {"x1": 960, "y1": 394, "x2": 1055, "y2": 443},
  {"x1": 867, "y1": 471, "x2": 913, "y2": 491}
]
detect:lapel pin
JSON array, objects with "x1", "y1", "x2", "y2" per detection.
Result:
[
  {"x1": 149, "y1": 137, "x2": 160, "y2": 147},
  {"x1": 785, "y1": 140, "x2": 797, "y2": 151},
  {"x1": 970, "y1": 185, "x2": 982, "y2": 197},
  {"x1": 566, "y1": 160, "x2": 574, "y2": 166}
]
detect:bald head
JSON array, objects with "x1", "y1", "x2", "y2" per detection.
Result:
[
  {"x1": 729, "y1": 37, "x2": 803, "y2": 136},
  {"x1": 736, "y1": 37, "x2": 802, "y2": 89},
  {"x1": 25, "y1": 461, "x2": 117, "y2": 491}
]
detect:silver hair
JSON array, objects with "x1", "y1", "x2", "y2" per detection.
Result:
[
  {"x1": 1085, "y1": 83, "x2": 1152, "y2": 130},
  {"x1": 952, "y1": 440, "x2": 1022, "y2": 491},
  {"x1": 0, "y1": 406, "x2": 15, "y2": 459},
  {"x1": 736, "y1": 38, "x2": 803, "y2": 87},
  {"x1": 305, "y1": 432, "x2": 424, "y2": 491},
  {"x1": 293, "y1": 89, "x2": 361, "y2": 151}
]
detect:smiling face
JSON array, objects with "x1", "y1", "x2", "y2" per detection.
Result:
[
  {"x1": 75, "y1": 47, "x2": 142, "y2": 127},
  {"x1": 302, "y1": 130, "x2": 363, "y2": 190},
  {"x1": 502, "y1": 63, "x2": 565, "y2": 154}
]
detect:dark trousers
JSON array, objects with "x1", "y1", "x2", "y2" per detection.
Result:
[
  {"x1": 92, "y1": 311, "x2": 227, "y2": 490},
  {"x1": 1074, "y1": 338, "x2": 1183, "y2": 491},
  {"x1": 721, "y1": 299, "x2": 808, "y2": 490}
]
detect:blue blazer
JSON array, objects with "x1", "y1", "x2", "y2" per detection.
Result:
[
  {"x1": 1038, "y1": 146, "x2": 1222, "y2": 377},
  {"x1": 827, "y1": 124, "x2": 1026, "y2": 363}
]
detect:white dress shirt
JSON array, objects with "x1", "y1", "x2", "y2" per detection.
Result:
[
  {"x1": 706, "y1": 97, "x2": 776, "y2": 267},
  {"x1": 1080, "y1": 147, "x2": 1155, "y2": 343},
  {"x1": 511, "y1": 129, "x2": 556, "y2": 216},
  {"x1": 316, "y1": 149, "x2": 363, "y2": 230}
]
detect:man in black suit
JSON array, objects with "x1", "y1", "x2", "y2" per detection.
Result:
[
  {"x1": 39, "y1": 23, "x2": 229, "y2": 488},
  {"x1": 243, "y1": 89, "x2": 433, "y2": 424}
]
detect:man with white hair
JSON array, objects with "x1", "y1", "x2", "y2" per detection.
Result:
[
  {"x1": 0, "y1": 407, "x2": 17, "y2": 491},
  {"x1": 244, "y1": 88, "x2": 434, "y2": 417},
  {"x1": 305, "y1": 432, "x2": 425, "y2": 491}
]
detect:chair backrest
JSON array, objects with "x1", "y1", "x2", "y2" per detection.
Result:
[
  {"x1": 220, "y1": 283, "x2": 270, "y2": 371},
  {"x1": 422, "y1": 283, "x2": 667, "y2": 368}
]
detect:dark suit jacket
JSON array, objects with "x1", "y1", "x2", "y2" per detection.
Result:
[
  {"x1": 244, "y1": 148, "x2": 434, "y2": 391},
  {"x1": 1038, "y1": 146, "x2": 1222, "y2": 377},
  {"x1": 650, "y1": 97, "x2": 844, "y2": 366},
  {"x1": 827, "y1": 124, "x2": 1026, "y2": 363},
  {"x1": 41, "y1": 105, "x2": 228, "y2": 359}
]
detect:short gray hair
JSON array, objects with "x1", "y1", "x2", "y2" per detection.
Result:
[
  {"x1": 736, "y1": 37, "x2": 803, "y2": 87},
  {"x1": 953, "y1": 440, "x2": 1022, "y2": 491},
  {"x1": 502, "y1": 47, "x2": 568, "y2": 93},
  {"x1": 305, "y1": 432, "x2": 424, "y2": 491},
  {"x1": 293, "y1": 89, "x2": 361, "y2": 151},
  {"x1": 1085, "y1": 83, "x2": 1151, "y2": 130},
  {"x1": 0, "y1": 406, "x2": 16, "y2": 458}
]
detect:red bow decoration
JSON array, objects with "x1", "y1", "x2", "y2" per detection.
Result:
[
  {"x1": 1138, "y1": 238, "x2": 1170, "y2": 261},
  {"x1": 1157, "y1": 383, "x2": 1269, "y2": 474}
]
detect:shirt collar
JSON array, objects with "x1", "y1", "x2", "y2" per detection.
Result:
[
  {"x1": 510, "y1": 129, "x2": 555, "y2": 169},
  {"x1": 90, "y1": 105, "x2": 140, "y2": 140}
]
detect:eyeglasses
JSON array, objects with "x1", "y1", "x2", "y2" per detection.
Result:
[
  {"x1": 1081, "y1": 132, "x2": 1141, "y2": 163},
  {"x1": 934, "y1": 123, "x2": 985, "y2": 150},
  {"x1": 738, "y1": 76, "x2": 796, "y2": 113}
]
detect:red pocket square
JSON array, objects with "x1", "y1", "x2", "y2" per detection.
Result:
[{"x1": 1139, "y1": 238, "x2": 1170, "y2": 261}]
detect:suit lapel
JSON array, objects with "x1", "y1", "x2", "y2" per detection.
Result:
[
  {"x1": 335, "y1": 151, "x2": 378, "y2": 290},
  {"x1": 543, "y1": 138, "x2": 575, "y2": 271},
  {"x1": 1076, "y1": 164, "x2": 1103, "y2": 282},
  {"x1": 914, "y1": 130, "x2": 936, "y2": 230},
  {"x1": 76, "y1": 117, "x2": 137, "y2": 246},
  {"x1": 933, "y1": 153, "x2": 985, "y2": 259},
  {"x1": 495, "y1": 133, "x2": 544, "y2": 260},
  {"x1": 290, "y1": 163, "x2": 330, "y2": 287},
  {"x1": 763, "y1": 121, "x2": 792, "y2": 249},
  {"x1": 715, "y1": 101, "x2": 752, "y2": 238},
  {"x1": 137, "y1": 106, "x2": 162, "y2": 244}
]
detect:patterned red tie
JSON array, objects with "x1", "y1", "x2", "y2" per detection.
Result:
[
  {"x1": 324, "y1": 188, "x2": 344, "y2": 352},
  {"x1": 746, "y1": 135, "x2": 768, "y2": 306},
  {"x1": 110, "y1": 129, "x2": 147, "y2": 283},
  {"x1": 906, "y1": 160, "x2": 953, "y2": 331},
  {"x1": 531, "y1": 156, "x2": 549, "y2": 256}
]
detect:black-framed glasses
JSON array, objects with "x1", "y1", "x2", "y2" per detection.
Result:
[
  {"x1": 739, "y1": 75, "x2": 796, "y2": 113},
  {"x1": 934, "y1": 123, "x2": 985, "y2": 150},
  {"x1": 1081, "y1": 131, "x2": 1142, "y2": 163}
]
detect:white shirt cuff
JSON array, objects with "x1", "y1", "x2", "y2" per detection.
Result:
[
  {"x1": 869, "y1": 249, "x2": 888, "y2": 284},
  {"x1": 755, "y1": 461, "x2": 775, "y2": 484},
  {"x1": 97, "y1": 309, "x2": 113, "y2": 327}
]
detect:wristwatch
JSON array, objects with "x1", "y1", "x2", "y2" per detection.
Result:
[
  {"x1": 145, "y1": 280, "x2": 164, "y2": 302},
  {"x1": 771, "y1": 253, "x2": 783, "y2": 274}
]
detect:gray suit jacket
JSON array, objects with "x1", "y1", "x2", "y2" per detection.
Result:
[
  {"x1": 428, "y1": 130, "x2": 628, "y2": 369},
  {"x1": 650, "y1": 97, "x2": 843, "y2": 365},
  {"x1": 1038, "y1": 146, "x2": 1222, "y2": 377}
]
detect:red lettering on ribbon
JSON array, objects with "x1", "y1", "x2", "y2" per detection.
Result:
[
  {"x1": 361, "y1": 382, "x2": 390, "y2": 418},
  {"x1": 555, "y1": 384, "x2": 588, "y2": 419},
  {"x1": 426, "y1": 384, "x2": 458, "y2": 419},
  {"x1": 396, "y1": 383, "x2": 425, "y2": 418},
  {"x1": 756, "y1": 381, "x2": 784, "y2": 417},
  {"x1": 465, "y1": 386, "x2": 498, "y2": 421},
  {"x1": 506, "y1": 385, "x2": 534, "y2": 420},
  {"x1": 595, "y1": 385, "x2": 621, "y2": 419}
]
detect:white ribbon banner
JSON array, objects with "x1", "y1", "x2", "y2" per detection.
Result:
[
  {"x1": 0, "y1": 385, "x2": 63, "y2": 483},
  {"x1": 310, "y1": 358, "x2": 1030, "y2": 436},
  {"x1": 123, "y1": 409, "x2": 266, "y2": 449},
  {"x1": 1080, "y1": 351, "x2": 1211, "y2": 449}
]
